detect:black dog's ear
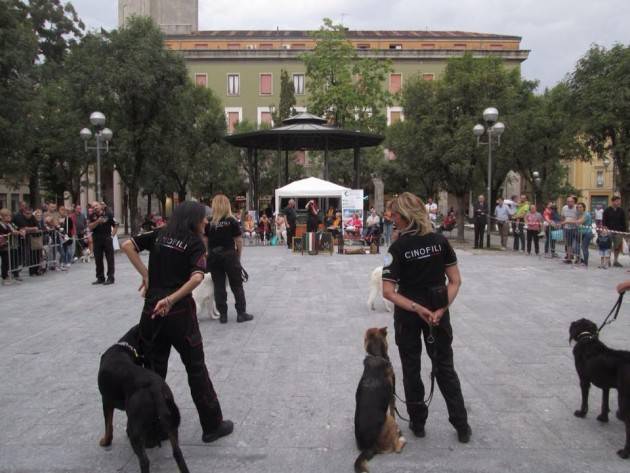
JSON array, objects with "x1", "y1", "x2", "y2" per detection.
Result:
[{"x1": 379, "y1": 327, "x2": 388, "y2": 337}]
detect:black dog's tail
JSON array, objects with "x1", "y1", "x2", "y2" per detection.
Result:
[{"x1": 354, "y1": 449, "x2": 375, "y2": 473}]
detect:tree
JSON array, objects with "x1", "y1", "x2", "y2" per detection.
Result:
[
  {"x1": 302, "y1": 18, "x2": 392, "y2": 132},
  {"x1": 272, "y1": 69, "x2": 296, "y2": 124},
  {"x1": 102, "y1": 16, "x2": 190, "y2": 233},
  {"x1": 567, "y1": 44, "x2": 630, "y2": 211}
]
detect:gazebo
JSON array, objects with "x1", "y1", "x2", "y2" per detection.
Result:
[{"x1": 223, "y1": 112, "x2": 384, "y2": 210}]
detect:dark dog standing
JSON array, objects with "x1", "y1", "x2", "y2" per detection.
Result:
[
  {"x1": 570, "y1": 318, "x2": 630, "y2": 458},
  {"x1": 354, "y1": 327, "x2": 406, "y2": 473},
  {"x1": 98, "y1": 325, "x2": 190, "y2": 473}
]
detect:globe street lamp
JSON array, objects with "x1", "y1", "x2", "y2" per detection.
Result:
[
  {"x1": 473, "y1": 107, "x2": 505, "y2": 248},
  {"x1": 533, "y1": 171, "x2": 542, "y2": 205},
  {"x1": 80, "y1": 112, "x2": 113, "y2": 202}
]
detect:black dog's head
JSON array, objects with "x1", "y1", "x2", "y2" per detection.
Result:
[
  {"x1": 364, "y1": 327, "x2": 389, "y2": 360},
  {"x1": 569, "y1": 318, "x2": 598, "y2": 344}
]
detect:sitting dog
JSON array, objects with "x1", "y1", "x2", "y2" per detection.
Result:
[
  {"x1": 354, "y1": 327, "x2": 406, "y2": 473},
  {"x1": 367, "y1": 266, "x2": 393, "y2": 313},
  {"x1": 79, "y1": 247, "x2": 92, "y2": 263},
  {"x1": 98, "y1": 325, "x2": 190, "y2": 473},
  {"x1": 192, "y1": 274, "x2": 220, "y2": 319},
  {"x1": 570, "y1": 318, "x2": 630, "y2": 458}
]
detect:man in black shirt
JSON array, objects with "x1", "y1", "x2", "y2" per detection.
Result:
[
  {"x1": 13, "y1": 207, "x2": 41, "y2": 276},
  {"x1": 283, "y1": 199, "x2": 297, "y2": 249},
  {"x1": 473, "y1": 194, "x2": 487, "y2": 249},
  {"x1": 88, "y1": 201, "x2": 118, "y2": 285},
  {"x1": 603, "y1": 196, "x2": 627, "y2": 267}
]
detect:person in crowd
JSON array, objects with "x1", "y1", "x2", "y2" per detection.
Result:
[
  {"x1": 383, "y1": 205, "x2": 394, "y2": 246},
  {"x1": 13, "y1": 206, "x2": 41, "y2": 276},
  {"x1": 58, "y1": 206, "x2": 74, "y2": 269},
  {"x1": 345, "y1": 212, "x2": 363, "y2": 237},
  {"x1": 513, "y1": 195, "x2": 529, "y2": 252},
  {"x1": 0, "y1": 208, "x2": 23, "y2": 284},
  {"x1": 382, "y1": 192, "x2": 471, "y2": 444},
  {"x1": 324, "y1": 207, "x2": 336, "y2": 227},
  {"x1": 365, "y1": 207, "x2": 381, "y2": 243},
  {"x1": 595, "y1": 204, "x2": 604, "y2": 228},
  {"x1": 72, "y1": 204, "x2": 88, "y2": 259},
  {"x1": 141, "y1": 213, "x2": 155, "y2": 232},
  {"x1": 576, "y1": 202, "x2": 593, "y2": 267},
  {"x1": 525, "y1": 203, "x2": 544, "y2": 256},
  {"x1": 473, "y1": 194, "x2": 487, "y2": 249},
  {"x1": 154, "y1": 215, "x2": 166, "y2": 228},
  {"x1": 121, "y1": 201, "x2": 234, "y2": 444},
  {"x1": 494, "y1": 197, "x2": 510, "y2": 250},
  {"x1": 43, "y1": 215, "x2": 63, "y2": 271},
  {"x1": 257, "y1": 213, "x2": 272, "y2": 243},
  {"x1": 275, "y1": 213, "x2": 287, "y2": 244},
  {"x1": 543, "y1": 201, "x2": 560, "y2": 257},
  {"x1": 283, "y1": 199, "x2": 297, "y2": 249},
  {"x1": 425, "y1": 196, "x2": 438, "y2": 228},
  {"x1": 306, "y1": 199, "x2": 320, "y2": 233},
  {"x1": 598, "y1": 227, "x2": 612, "y2": 269},
  {"x1": 437, "y1": 208, "x2": 456, "y2": 234},
  {"x1": 88, "y1": 201, "x2": 118, "y2": 285},
  {"x1": 327, "y1": 211, "x2": 343, "y2": 239},
  {"x1": 603, "y1": 196, "x2": 627, "y2": 267},
  {"x1": 242, "y1": 213, "x2": 256, "y2": 242},
  {"x1": 205, "y1": 194, "x2": 253, "y2": 324},
  {"x1": 561, "y1": 196, "x2": 579, "y2": 264}
]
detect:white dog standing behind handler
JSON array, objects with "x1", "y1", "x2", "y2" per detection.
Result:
[
  {"x1": 367, "y1": 266, "x2": 393, "y2": 312},
  {"x1": 192, "y1": 276, "x2": 220, "y2": 319}
]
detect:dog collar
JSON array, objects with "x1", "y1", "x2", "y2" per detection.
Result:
[
  {"x1": 116, "y1": 341, "x2": 140, "y2": 359},
  {"x1": 576, "y1": 331, "x2": 596, "y2": 343}
]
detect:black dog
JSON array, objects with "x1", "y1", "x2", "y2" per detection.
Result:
[
  {"x1": 570, "y1": 318, "x2": 630, "y2": 458},
  {"x1": 98, "y1": 325, "x2": 189, "y2": 473}
]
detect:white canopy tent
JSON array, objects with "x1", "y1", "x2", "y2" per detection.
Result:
[{"x1": 274, "y1": 177, "x2": 350, "y2": 213}]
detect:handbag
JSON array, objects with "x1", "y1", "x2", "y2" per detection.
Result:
[
  {"x1": 30, "y1": 233, "x2": 44, "y2": 250},
  {"x1": 551, "y1": 229, "x2": 564, "y2": 241}
]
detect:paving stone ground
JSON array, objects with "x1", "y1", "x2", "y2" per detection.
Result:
[{"x1": 2, "y1": 243, "x2": 630, "y2": 473}]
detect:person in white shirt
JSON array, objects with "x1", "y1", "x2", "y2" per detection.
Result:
[
  {"x1": 595, "y1": 204, "x2": 604, "y2": 227},
  {"x1": 365, "y1": 208, "x2": 381, "y2": 242},
  {"x1": 425, "y1": 197, "x2": 438, "y2": 226}
]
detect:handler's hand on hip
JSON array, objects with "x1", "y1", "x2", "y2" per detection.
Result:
[{"x1": 151, "y1": 298, "x2": 172, "y2": 319}]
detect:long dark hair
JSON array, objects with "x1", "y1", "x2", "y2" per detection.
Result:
[{"x1": 165, "y1": 201, "x2": 206, "y2": 238}]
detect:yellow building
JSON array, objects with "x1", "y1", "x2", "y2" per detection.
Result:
[{"x1": 565, "y1": 155, "x2": 614, "y2": 211}]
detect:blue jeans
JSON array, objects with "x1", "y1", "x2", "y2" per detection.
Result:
[
  {"x1": 581, "y1": 231, "x2": 593, "y2": 265},
  {"x1": 383, "y1": 223, "x2": 393, "y2": 246}
]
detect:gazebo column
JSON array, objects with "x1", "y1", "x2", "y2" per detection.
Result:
[
  {"x1": 277, "y1": 138, "x2": 282, "y2": 189},
  {"x1": 324, "y1": 138, "x2": 329, "y2": 181},
  {"x1": 254, "y1": 148, "x2": 259, "y2": 212},
  {"x1": 247, "y1": 147, "x2": 254, "y2": 211},
  {"x1": 285, "y1": 150, "x2": 289, "y2": 186},
  {"x1": 353, "y1": 147, "x2": 360, "y2": 189}
]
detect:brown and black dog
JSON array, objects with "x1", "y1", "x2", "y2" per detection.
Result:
[
  {"x1": 570, "y1": 318, "x2": 630, "y2": 459},
  {"x1": 354, "y1": 327, "x2": 406, "y2": 473},
  {"x1": 98, "y1": 325, "x2": 189, "y2": 473}
]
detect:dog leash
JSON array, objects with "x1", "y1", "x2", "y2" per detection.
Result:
[
  {"x1": 393, "y1": 326, "x2": 438, "y2": 423},
  {"x1": 598, "y1": 293, "x2": 625, "y2": 333}
]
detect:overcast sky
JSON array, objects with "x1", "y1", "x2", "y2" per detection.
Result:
[{"x1": 72, "y1": 0, "x2": 629, "y2": 91}]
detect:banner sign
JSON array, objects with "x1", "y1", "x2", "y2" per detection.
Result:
[{"x1": 341, "y1": 189, "x2": 364, "y2": 236}]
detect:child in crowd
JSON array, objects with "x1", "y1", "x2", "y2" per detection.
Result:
[{"x1": 598, "y1": 227, "x2": 612, "y2": 269}]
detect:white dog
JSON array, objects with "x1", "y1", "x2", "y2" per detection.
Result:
[
  {"x1": 79, "y1": 247, "x2": 91, "y2": 263},
  {"x1": 192, "y1": 275, "x2": 220, "y2": 319},
  {"x1": 367, "y1": 266, "x2": 394, "y2": 312}
]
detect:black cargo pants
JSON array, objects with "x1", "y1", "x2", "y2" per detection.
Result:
[
  {"x1": 139, "y1": 296, "x2": 223, "y2": 434},
  {"x1": 208, "y1": 249, "x2": 246, "y2": 315},
  {"x1": 394, "y1": 308, "x2": 468, "y2": 430}
]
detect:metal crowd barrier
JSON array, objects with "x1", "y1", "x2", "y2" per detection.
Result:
[{"x1": 5, "y1": 230, "x2": 69, "y2": 278}]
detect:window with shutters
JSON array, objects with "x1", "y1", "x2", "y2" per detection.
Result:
[
  {"x1": 389, "y1": 73, "x2": 402, "y2": 94},
  {"x1": 260, "y1": 73, "x2": 273, "y2": 95},
  {"x1": 195, "y1": 74, "x2": 207, "y2": 87},
  {"x1": 293, "y1": 74, "x2": 305, "y2": 95},
  {"x1": 227, "y1": 74, "x2": 239, "y2": 96}
]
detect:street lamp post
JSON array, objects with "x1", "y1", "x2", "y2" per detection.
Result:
[
  {"x1": 473, "y1": 107, "x2": 505, "y2": 248},
  {"x1": 533, "y1": 171, "x2": 542, "y2": 205},
  {"x1": 80, "y1": 112, "x2": 113, "y2": 202}
]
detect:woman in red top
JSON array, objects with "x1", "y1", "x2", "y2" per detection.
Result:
[{"x1": 525, "y1": 204, "x2": 544, "y2": 255}]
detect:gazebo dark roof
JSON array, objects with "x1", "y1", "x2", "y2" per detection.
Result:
[{"x1": 223, "y1": 112, "x2": 384, "y2": 151}]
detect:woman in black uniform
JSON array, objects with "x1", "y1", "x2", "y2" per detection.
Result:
[
  {"x1": 306, "y1": 199, "x2": 319, "y2": 233},
  {"x1": 205, "y1": 194, "x2": 254, "y2": 324},
  {"x1": 121, "y1": 201, "x2": 233, "y2": 443},
  {"x1": 382, "y1": 192, "x2": 471, "y2": 443}
]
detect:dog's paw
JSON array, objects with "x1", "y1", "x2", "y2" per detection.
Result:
[
  {"x1": 574, "y1": 410, "x2": 587, "y2": 418},
  {"x1": 99, "y1": 437, "x2": 112, "y2": 448},
  {"x1": 617, "y1": 448, "x2": 630, "y2": 459},
  {"x1": 597, "y1": 413, "x2": 610, "y2": 423}
]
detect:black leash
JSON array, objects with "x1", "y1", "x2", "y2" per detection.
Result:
[
  {"x1": 598, "y1": 293, "x2": 625, "y2": 333},
  {"x1": 393, "y1": 325, "x2": 438, "y2": 422}
]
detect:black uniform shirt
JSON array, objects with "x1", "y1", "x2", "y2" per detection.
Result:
[
  {"x1": 382, "y1": 231, "x2": 457, "y2": 299},
  {"x1": 90, "y1": 212, "x2": 116, "y2": 239},
  {"x1": 603, "y1": 207, "x2": 627, "y2": 232},
  {"x1": 12, "y1": 213, "x2": 38, "y2": 229},
  {"x1": 205, "y1": 217, "x2": 241, "y2": 250},
  {"x1": 284, "y1": 207, "x2": 297, "y2": 227},
  {"x1": 132, "y1": 230, "x2": 206, "y2": 300},
  {"x1": 474, "y1": 202, "x2": 487, "y2": 221}
]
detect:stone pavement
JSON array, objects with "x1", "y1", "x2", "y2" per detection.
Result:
[{"x1": 2, "y1": 244, "x2": 630, "y2": 472}]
